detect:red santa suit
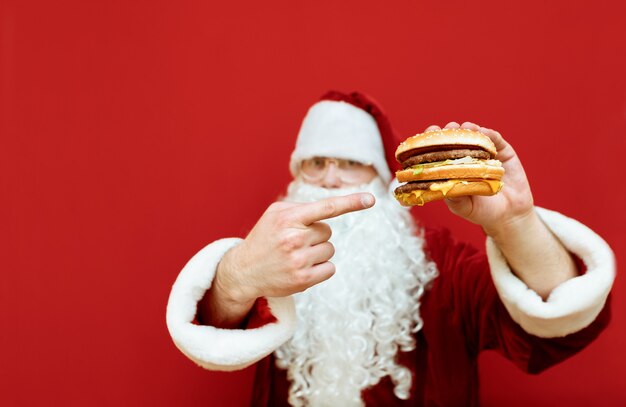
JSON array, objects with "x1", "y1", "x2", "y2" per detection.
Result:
[
  {"x1": 166, "y1": 205, "x2": 614, "y2": 406},
  {"x1": 165, "y1": 92, "x2": 615, "y2": 406}
]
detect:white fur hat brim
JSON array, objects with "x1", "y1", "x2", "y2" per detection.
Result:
[{"x1": 289, "y1": 100, "x2": 392, "y2": 182}]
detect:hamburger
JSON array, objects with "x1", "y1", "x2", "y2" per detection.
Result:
[{"x1": 393, "y1": 128, "x2": 505, "y2": 206}]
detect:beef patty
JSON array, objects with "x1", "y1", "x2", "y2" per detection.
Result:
[
  {"x1": 401, "y1": 148, "x2": 491, "y2": 169},
  {"x1": 394, "y1": 181, "x2": 439, "y2": 194}
]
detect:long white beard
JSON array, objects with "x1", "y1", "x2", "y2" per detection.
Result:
[{"x1": 274, "y1": 178, "x2": 438, "y2": 407}]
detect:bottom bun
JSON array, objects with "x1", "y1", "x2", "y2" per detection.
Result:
[{"x1": 394, "y1": 179, "x2": 503, "y2": 207}]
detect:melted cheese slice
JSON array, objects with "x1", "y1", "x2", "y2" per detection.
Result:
[
  {"x1": 429, "y1": 180, "x2": 457, "y2": 196},
  {"x1": 395, "y1": 179, "x2": 503, "y2": 206},
  {"x1": 396, "y1": 190, "x2": 425, "y2": 206}
]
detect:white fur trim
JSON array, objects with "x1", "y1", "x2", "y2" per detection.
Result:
[
  {"x1": 166, "y1": 238, "x2": 297, "y2": 371},
  {"x1": 487, "y1": 207, "x2": 615, "y2": 338},
  {"x1": 289, "y1": 100, "x2": 391, "y2": 181}
]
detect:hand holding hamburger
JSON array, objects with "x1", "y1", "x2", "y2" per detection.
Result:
[{"x1": 394, "y1": 121, "x2": 535, "y2": 234}]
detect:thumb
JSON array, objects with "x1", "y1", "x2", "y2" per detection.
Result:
[{"x1": 444, "y1": 196, "x2": 474, "y2": 219}]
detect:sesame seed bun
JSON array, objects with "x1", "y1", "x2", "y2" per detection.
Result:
[{"x1": 395, "y1": 128, "x2": 498, "y2": 163}]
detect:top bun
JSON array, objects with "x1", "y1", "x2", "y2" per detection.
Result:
[{"x1": 396, "y1": 129, "x2": 497, "y2": 163}]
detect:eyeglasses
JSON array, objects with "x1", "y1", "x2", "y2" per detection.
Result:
[{"x1": 299, "y1": 157, "x2": 376, "y2": 185}]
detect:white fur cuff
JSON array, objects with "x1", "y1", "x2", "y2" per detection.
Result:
[
  {"x1": 166, "y1": 238, "x2": 297, "y2": 371},
  {"x1": 487, "y1": 207, "x2": 615, "y2": 338}
]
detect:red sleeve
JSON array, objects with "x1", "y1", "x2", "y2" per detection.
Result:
[
  {"x1": 244, "y1": 297, "x2": 278, "y2": 329},
  {"x1": 194, "y1": 296, "x2": 277, "y2": 329},
  {"x1": 424, "y1": 227, "x2": 611, "y2": 374}
]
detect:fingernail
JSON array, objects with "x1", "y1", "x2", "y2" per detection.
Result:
[{"x1": 361, "y1": 194, "x2": 375, "y2": 207}]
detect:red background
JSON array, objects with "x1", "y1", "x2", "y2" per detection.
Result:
[{"x1": 1, "y1": 0, "x2": 625, "y2": 405}]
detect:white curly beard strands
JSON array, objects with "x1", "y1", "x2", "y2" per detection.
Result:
[{"x1": 276, "y1": 178, "x2": 438, "y2": 407}]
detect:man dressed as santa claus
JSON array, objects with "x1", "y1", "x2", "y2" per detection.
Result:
[{"x1": 166, "y1": 91, "x2": 614, "y2": 406}]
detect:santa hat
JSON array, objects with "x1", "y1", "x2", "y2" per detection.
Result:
[{"x1": 289, "y1": 91, "x2": 400, "y2": 182}]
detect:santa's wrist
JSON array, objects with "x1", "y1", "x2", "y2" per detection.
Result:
[
  {"x1": 482, "y1": 206, "x2": 537, "y2": 242},
  {"x1": 215, "y1": 244, "x2": 259, "y2": 306}
]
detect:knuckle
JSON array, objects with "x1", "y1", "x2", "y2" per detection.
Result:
[
  {"x1": 266, "y1": 202, "x2": 289, "y2": 216},
  {"x1": 321, "y1": 200, "x2": 338, "y2": 218},
  {"x1": 290, "y1": 270, "x2": 311, "y2": 290},
  {"x1": 268, "y1": 204, "x2": 301, "y2": 224},
  {"x1": 278, "y1": 231, "x2": 304, "y2": 252},
  {"x1": 275, "y1": 212, "x2": 296, "y2": 228},
  {"x1": 288, "y1": 252, "x2": 308, "y2": 270},
  {"x1": 275, "y1": 218, "x2": 289, "y2": 229}
]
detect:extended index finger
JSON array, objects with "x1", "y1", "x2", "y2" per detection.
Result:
[{"x1": 293, "y1": 193, "x2": 375, "y2": 226}]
